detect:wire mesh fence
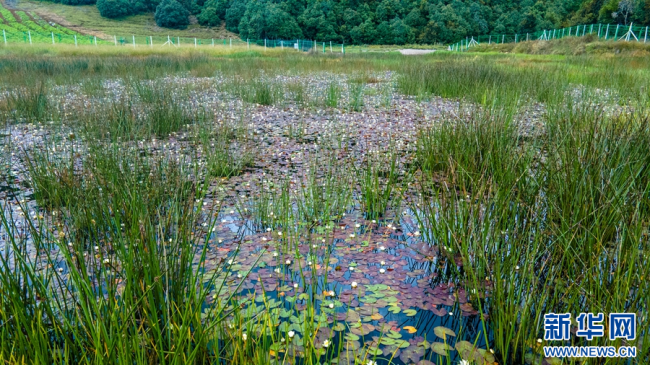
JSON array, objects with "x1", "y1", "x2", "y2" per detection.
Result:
[
  {"x1": 449, "y1": 23, "x2": 650, "y2": 51},
  {"x1": 0, "y1": 29, "x2": 347, "y2": 53}
]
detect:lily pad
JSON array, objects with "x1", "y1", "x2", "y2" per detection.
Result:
[
  {"x1": 431, "y1": 342, "x2": 454, "y2": 356},
  {"x1": 434, "y1": 326, "x2": 456, "y2": 340}
]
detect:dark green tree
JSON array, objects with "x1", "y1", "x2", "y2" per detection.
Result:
[
  {"x1": 155, "y1": 0, "x2": 190, "y2": 28},
  {"x1": 198, "y1": 0, "x2": 229, "y2": 26},
  {"x1": 225, "y1": 0, "x2": 248, "y2": 32},
  {"x1": 238, "y1": 0, "x2": 303, "y2": 39},
  {"x1": 350, "y1": 18, "x2": 377, "y2": 44},
  {"x1": 97, "y1": 0, "x2": 132, "y2": 18}
]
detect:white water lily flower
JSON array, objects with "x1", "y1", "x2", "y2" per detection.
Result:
[
  {"x1": 288, "y1": 330, "x2": 295, "y2": 338},
  {"x1": 293, "y1": 283, "x2": 299, "y2": 289},
  {"x1": 286, "y1": 259, "x2": 291, "y2": 265},
  {"x1": 367, "y1": 361, "x2": 377, "y2": 365},
  {"x1": 380, "y1": 268, "x2": 386, "y2": 274},
  {"x1": 351, "y1": 282, "x2": 358, "y2": 288},
  {"x1": 328, "y1": 303, "x2": 334, "y2": 309},
  {"x1": 380, "y1": 261, "x2": 385, "y2": 265},
  {"x1": 323, "y1": 339, "x2": 331, "y2": 348},
  {"x1": 379, "y1": 246, "x2": 385, "y2": 251},
  {"x1": 273, "y1": 252, "x2": 279, "y2": 257},
  {"x1": 459, "y1": 360, "x2": 470, "y2": 365},
  {"x1": 242, "y1": 333, "x2": 247, "y2": 341},
  {"x1": 537, "y1": 338, "x2": 543, "y2": 343},
  {"x1": 328, "y1": 290, "x2": 334, "y2": 296},
  {"x1": 355, "y1": 223, "x2": 361, "y2": 228}
]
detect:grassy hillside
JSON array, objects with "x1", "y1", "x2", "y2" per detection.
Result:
[
  {"x1": 471, "y1": 34, "x2": 650, "y2": 56},
  {"x1": 12, "y1": 0, "x2": 237, "y2": 40},
  {"x1": 0, "y1": 1, "x2": 91, "y2": 42}
]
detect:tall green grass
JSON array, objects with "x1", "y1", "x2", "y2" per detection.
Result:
[{"x1": 413, "y1": 101, "x2": 650, "y2": 364}]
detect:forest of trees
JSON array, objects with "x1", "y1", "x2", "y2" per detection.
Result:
[{"x1": 54, "y1": 0, "x2": 650, "y2": 44}]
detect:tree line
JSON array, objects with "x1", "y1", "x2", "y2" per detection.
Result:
[{"x1": 53, "y1": 0, "x2": 650, "y2": 44}]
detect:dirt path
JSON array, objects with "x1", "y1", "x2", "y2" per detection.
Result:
[
  {"x1": 31, "y1": 11, "x2": 111, "y2": 39},
  {"x1": 399, "y1": 49, "x2": 436, "y2": 55}
]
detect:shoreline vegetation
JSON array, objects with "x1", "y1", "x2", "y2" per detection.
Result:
[{"x1": 0, "y1": 47, "x2": 648, "y2": 364}]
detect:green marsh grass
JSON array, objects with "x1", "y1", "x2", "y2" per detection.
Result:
[
  {"x1": 325, "y1": 81, "x2": 342, "y2": 108},
  {"x1": 295, "y1": 155, "x2": 353, "y2": 223},
  {"x1": 2, "y1": 48, "x2": 650, "y2": 365},
  {"x1": 2, "y1": 81, "x2": 51, "y2": 123},
  {"x1": 356, "y1": 149, "x2": 405, "y2": 220},
  {"x1": 348, "y1": 80, "x2": 365, "y2": 112},
  {"x1": 413, "y1": 101, "x2": 650, "y2": 364},
  {"x1": 415, "y1": 105, "x2": 534, "y2": 195}
]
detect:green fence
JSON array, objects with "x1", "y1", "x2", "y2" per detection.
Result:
[
  {"x1": 0, "y1": 29, "x2": 346, "y2": 53},
  {"x1": 449, "y1": 23, "x2": 650, "y2": 51}
]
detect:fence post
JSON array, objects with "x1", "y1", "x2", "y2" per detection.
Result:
[
  {"x1": 212, "y1": 38, "x2": 214, "y2": 46},
  {"x1": 597, "y1": 24, "x2": 601, "y2": 38},
  {"x1": 645, "y1": 27, "x2": 648, "y2": 43},
  {"x1": 614, "y1": 24, "x2": 619, "y2": 39},
  {"x1": 194, "y1": 38, "x2": 197, "y2": 48},
  {"x1": 52, "y1": 32, "x2": 55, "y2": 45},
  {"x1": 150, "y1": 36, "x2": 153, "y2": 47},
  {"x1": 230, "y1": 38, "x2": 232, "y2": 48},
  {"x1": 132, "y1": 35, "x2": 136, "y2": 48},
  {"x1": 178, "y1": 37, "x2": 180, "y2": 46},
  {"x1": 502, "y1": 35, "x2": 505, "y2": 43},
  {"x1": 605, "y1": 24, "x2": 609, "y2": 40},
  {"x1": 28, "y1": 31, "x2": 32, "y2": 45},
  {"x1": 74, "y1": 34, "x2": 78, "y2": 47},
  {"x1": 114, "y1": 35, "x2": 117, "y2": 46},
  {"x1": 247, "y1": 39, "x2": 249, "y2": 49},
  {"x1": 3, "y1": 30, "x2": 6, "y2": 45},
  {"x1": 94, "y1": 36, "x2": 97, "y2": 46},
  {"x1": 264, "y1": 39, "x2": 266, "y2": 51}
]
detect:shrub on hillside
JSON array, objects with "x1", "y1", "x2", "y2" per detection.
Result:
[
  {"x1": 197, "y1": 0, "x2": 228, "y2": 26},
  {"x1": 155, "y1": 0, "x2": 190, "y2": 29},
  {"x1": 97, "y1": 0, "x2": 133, "y2": 18}
]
